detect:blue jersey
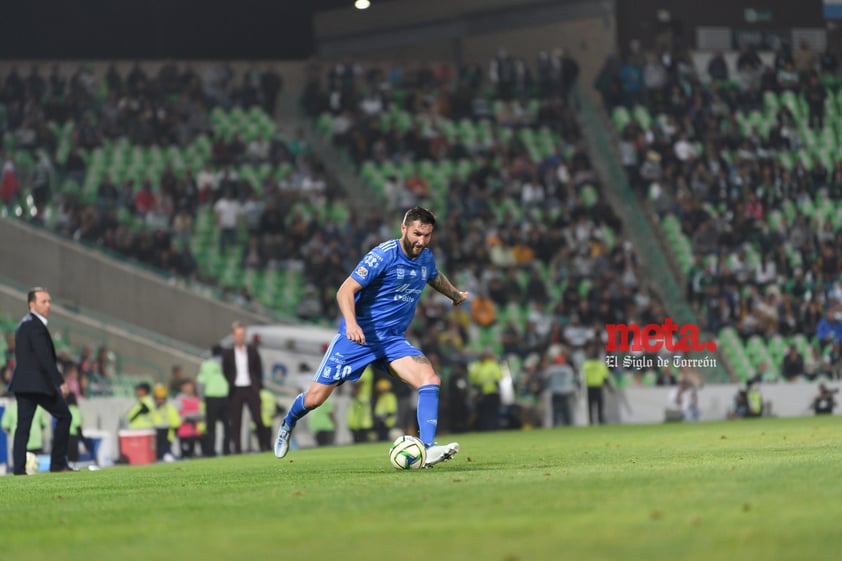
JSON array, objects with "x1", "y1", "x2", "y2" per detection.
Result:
[{"x1": 340, "y1": 239, "x2": 439, "y2": 342}]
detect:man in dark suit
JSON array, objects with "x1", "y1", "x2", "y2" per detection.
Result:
[
  {"x1": 221, "y1": 321, "x2": 270, "y2": 453},
  {"x1": 8, "y1": 287, "x2": 74, "y2": 474}
]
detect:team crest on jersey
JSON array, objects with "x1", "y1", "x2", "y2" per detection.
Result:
[
  {"x1": 397, "y1": 267, "x2": 405, "y2": 279},
  {"x1": 364, "y1": 255, "x2": 380, "y2": 268},
  {"x1": 421, "y1": 266, "x2": 427, "y2": 280},
  {"x1": 356, "y1": 266, "x2": 368, "y2": 279}
]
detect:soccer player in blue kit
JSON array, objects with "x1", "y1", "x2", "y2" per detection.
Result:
[{"x1": 274, "y1": 207, "x2": 467, "y2": 466}]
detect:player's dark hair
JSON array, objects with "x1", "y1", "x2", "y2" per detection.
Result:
[
  {"x1": 403, "y1": 207, "x2": 436, "y2": 227},
  {"x1": 27, "y1": 286, "x2": 47, "y2": 304}
]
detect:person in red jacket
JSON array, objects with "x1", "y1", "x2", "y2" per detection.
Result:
[{"x1": 0, "y1": 157, "x2": 20, "y2": 207}]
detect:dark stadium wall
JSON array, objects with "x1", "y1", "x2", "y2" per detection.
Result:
[
  {"x1": 313, "y1": 0, "x2": 616, "y2": 93},
  {"x1": 313, "y1": 0, "x2": 611, "y2": 37},
  {"x1": 316, "y1": 16, "x2": 614, "y2": 97},
  {"x1": 615, "y1": 0, "x2": 826, "y2": 53},
  {"x1": 0, "y1": 0, "x2": 318, "y2": 59}
]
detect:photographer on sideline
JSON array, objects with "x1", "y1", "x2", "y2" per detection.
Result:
[{"x1": 811, "y1": 383, "x2": 838, "y2": 415}]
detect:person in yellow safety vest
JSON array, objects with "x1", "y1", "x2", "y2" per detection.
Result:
[
  {"x1": 127, "y1": 382, "x2": 156, "y2": 429},
  {"x1": 373, "y1": 377, "x2": 398, "y2": 441},
  {"x1": 347, "y1": 366, "x2": 374, "y2": 443},
  {"x1": 152, "y1": 383, "x2": 181, "y2": 462},
  {"x1": 468, "y1": 349, "x2": 503, "y2": 431},
  {"x1": 309, "y1": 398, "x2": 335, "y2": 446},
  {"x1": 2, "y1": 398, "x2": 49, "y2": 456},
  {"x1": 746, "y1": 382, "x2": 763, "y2": 417},
  {"x1": 583, "y1": 342, "x2": 613, "y2": 425},
  {"x1": 197, "y1": 344, "x2": 230, "y2": 456},
  {"x1": 176, "y1": 380, "x2": 205, "y2": 458},
  {"x1": 243, "y1": 388, "x2": 279, "y2": 453},
  {"x1": 63, "y1": 391, "x2": 95, "y2": 463},
  {"x1": 257, "y1": 388, "x2": 277, "y2": 451}
]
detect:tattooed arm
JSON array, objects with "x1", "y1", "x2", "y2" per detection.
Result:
[{"x1": 428, "y1": 273, "x2": 469, "y2": 306}]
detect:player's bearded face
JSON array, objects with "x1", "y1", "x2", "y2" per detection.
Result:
[{"x1": 401, "y1": 221, "x2": 433, "y2": 258}]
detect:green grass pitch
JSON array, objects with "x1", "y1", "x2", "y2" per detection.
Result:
[{"x1": 1, "y1": 416, "x2": 839, "y2": 561}]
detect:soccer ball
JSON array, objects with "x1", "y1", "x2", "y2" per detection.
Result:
[
  {"x1": 25, "y1": 452, "x2": 39, "y2": 475},
  {"x1": 389, "y1": 435, "x2": 427, "y2": 470}
]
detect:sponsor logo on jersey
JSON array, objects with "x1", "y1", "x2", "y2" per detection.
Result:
[
  {"x1": 394, "y1": 284, "x2": 422, "y2": 294},
  {"x1": 410, "y1": 270, "x2": 417, "y2": 277},
  {"x1": 393, "y1": 283, "x2": 423, "y2": 302},
  {"x1": 356, "y1": 266, "x2": 368, "y2": 279}
]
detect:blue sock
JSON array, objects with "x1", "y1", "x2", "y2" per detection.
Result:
[
  {"x1": 417, "y1": 384, "x2": 440, "y2": 447},
  {"x1": 284, "y1": 393, "x2": 311, "y2": 429}
]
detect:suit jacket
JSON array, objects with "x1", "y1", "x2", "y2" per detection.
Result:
[
  {"x1": 8, "y1": 313, "x2": 64, "y2": 395},
  {"x1": 221, "y1": 344, "x2": 263, "y2": 394}
]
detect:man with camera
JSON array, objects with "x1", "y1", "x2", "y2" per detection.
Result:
[{"x1": 811, "y1": 383, "x2": 838, "y2": 415}]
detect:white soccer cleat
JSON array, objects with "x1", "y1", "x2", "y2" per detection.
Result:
[
  {"x1": 274, "y1": 422, "x2": 292, "y2": 459},
  {"x1": 423, "y1": 442, "x2": 460, "y2": 468}
]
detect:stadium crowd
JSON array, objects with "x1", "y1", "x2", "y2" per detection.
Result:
[
  {"x1": 1, "y1": 53, "x2": 666, "y2": 434},
  {"x1": 300, "y1": 56, "x2": 667, "y2": 357},
  {"x1": 600, "y1": 40, "x2": 842, "y2": 382},
  {"x1": 0, "y1": 63, "x2": 344, "y2": 297}
]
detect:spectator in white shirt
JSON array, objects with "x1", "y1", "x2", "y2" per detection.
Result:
[
  {"x1": 521, "y1": 179, "x2": 545, "y2": 207},
  {"x1": 755, "y1": 254, "x2": 777, "y2": 287},
  {"x1": 197, "y1": 164, "x2": 220, "y2": 196},
  {"x1": 246, "y1": 138, "x2": 270, "y2": 162},
  {"x1": 359, "y1": 91, "x2": 384, "y2": 116},
  {"x1": 214, "y1": 190, "x2": 241, "y2": 254}
]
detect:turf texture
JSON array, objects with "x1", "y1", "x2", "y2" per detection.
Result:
[{"x1": 1, "y1": 415, "x2": 839, "y2": 561}]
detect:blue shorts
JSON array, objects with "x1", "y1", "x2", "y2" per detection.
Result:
[{"x1": 312, "y1": 334, "x2": 424, "y2": 385}]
